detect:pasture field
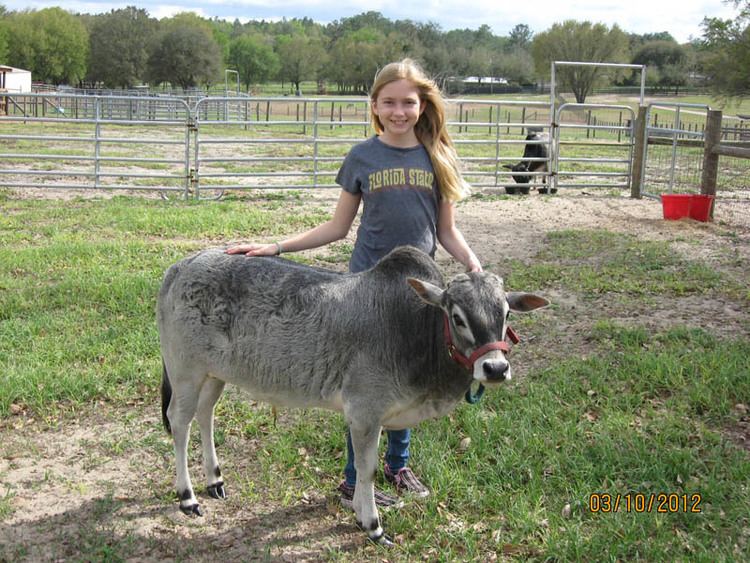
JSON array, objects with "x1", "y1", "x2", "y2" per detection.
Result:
[{"x1": 0, "y1": 188, "x2": 749, "y2": 561}]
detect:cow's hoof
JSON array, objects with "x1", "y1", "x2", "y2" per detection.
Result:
[
  {"x1": 208, "y1": 484, "x2": 226, "y2": 499},
  {"x1": 207, "y1": 482, "x2": 226, "y2": 500},
  {"x1": 520, "y1": 187, "x2": 530, "y2": 195},
  {"x1": 180, "y1": 503, "x2": 203, "y2": 517},
  {"x1": 369, "y1": 532, "x2": 394, "y2": 547}
]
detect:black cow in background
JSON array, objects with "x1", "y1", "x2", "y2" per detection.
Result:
[{"x1": 503, "y1": 131, "x2": 556, "y2": 194}]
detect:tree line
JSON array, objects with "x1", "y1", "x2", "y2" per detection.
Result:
[{"x1": 0, "y1": 4, "x2": 746, "y2": 102}]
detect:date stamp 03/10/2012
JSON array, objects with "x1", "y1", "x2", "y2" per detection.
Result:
[{"x1": 588, "y1": 492, "x2": 703, "y2": 514}]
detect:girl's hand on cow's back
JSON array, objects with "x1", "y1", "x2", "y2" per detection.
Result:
[
  {"x1": 466, "y1": 258, "x2": 483, "y2": 273},
  {"x1": 225, "y1": 243, "x2": 278, "y2": 257}
]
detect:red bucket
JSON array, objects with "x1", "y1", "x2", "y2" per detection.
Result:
[
  {"x1": 661, "y1": 194, "x2": 692, "y2": 220},
  {"x1": 661, "y1": 194, "x2": 714, "y2": 222},
  {"x1": 689, "y1": 195, "x2": 714, "y2": 222}
]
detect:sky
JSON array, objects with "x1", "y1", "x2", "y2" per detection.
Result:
[{"x1": 2, "y1": 0, "x2": 741, "y2": 43}]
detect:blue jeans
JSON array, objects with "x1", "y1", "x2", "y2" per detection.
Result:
[{"x1": 344, "y1": 428, "x2": 410, "y2": 486}]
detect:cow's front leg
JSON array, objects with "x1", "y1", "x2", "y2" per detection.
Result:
[{"x1": 349, "y1": 422, "x2": 392, "y2": 546}]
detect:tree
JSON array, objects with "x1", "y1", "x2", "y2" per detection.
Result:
[
  {"x1": 147, "y1": 24, "x2": 222, "y2": 90},
  {"x1": 87, "y1": 7, "x2": 158, "y2": 88},
  {"x1": 465, "y1": 45, "x2": 492, "y2": 82},
  {"x1": 411, "y1": 22, "x2": 450, "y2": 80},
  {"x1": 276, "y1": 32, "x2": 327, "y2": 95},
  {"x1": 632, "y1": 40, "x2": 688, "y2": 93},
  {"x1": 326, "y1": 11, "x2": 393, "y2": 42},
  {"x1": 531, "y1": 20, "x2": 630, "y2": 102},
  {"x1": 701, "y1": 0, "x2": 750, "y2": 100},
  {"x1": 508, "y1": 24, "x2": 533, "y2": 49},
  {"x1": 6, "y1": 7, "x2": 89, "y2": 85},
  {"x1": 227, "y1": 34, "x2": 280, "y2": 92},
  {"x1": 494, "y1": 47, "x2": 536, "y2": 85},
  {"x1": 325, "y1": 28, "x2": 391, "y2": 93},
  {"x1": 0, "y1": 21, "x2": 8, "y2": 64}
]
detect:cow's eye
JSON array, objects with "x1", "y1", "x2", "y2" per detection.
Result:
[{"x1": 452, "y1": 314, "x2": 466, "y2": 328}]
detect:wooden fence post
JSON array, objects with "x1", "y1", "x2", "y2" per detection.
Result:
[
  {"x1": 701, "y1": 110, "x2": 722, "y2": 199},
  {"x1": 630, "y1": 105, "x2": 648, "y2": 198}
]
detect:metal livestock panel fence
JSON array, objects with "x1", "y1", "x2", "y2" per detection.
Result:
[
  {"x1": 190, "y1": 97, "x2": 553, "y2": 198},
  {"x1": 1, "y1": 92, "x2": 637, "y2": 198},
  {"x1": 191, "y1": 96, "x2": 371, "y2": 198},
  {"x1": 0, "y1": 92, "x2": 192, "y2": 196},
  {"x1": 639, "y1": 102, "x2": 710, "y2": 199},
  {"x1": 638, "y1": 102, "x2": 750, "y2": 201}
]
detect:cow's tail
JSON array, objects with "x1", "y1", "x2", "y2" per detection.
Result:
[{"x1": 161, "y1": 359, "x2": 172, "y2": 435}]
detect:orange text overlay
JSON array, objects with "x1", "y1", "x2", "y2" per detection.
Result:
[{"x1": 588, "y1": 492, "x2": 702, "y2": 514}]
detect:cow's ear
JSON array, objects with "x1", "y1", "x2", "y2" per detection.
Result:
[
  {"x1": 507, "y1": 292, "x2": 550, "y2": 312},
  {"x1": 407, "y1": 278, "x2": 443, "y2": 307}
]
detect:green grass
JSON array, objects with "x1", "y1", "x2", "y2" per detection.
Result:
[
  {"x1": 0, "y1": 196, "x2": 748, "y2": 560},
  {"x1": 510, "y1": 230, "x2": 727, "y2": 297},
  {"x1": 0, "y1": 196, "x2": 330, "y2": 415},
  {"x1": 209, "y1": 325, "x2": 750, "y2": 561}
]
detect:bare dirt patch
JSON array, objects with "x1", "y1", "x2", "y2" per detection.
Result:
[{"x1": 1, "y1": 190, "x2": 748, "y2": 561}]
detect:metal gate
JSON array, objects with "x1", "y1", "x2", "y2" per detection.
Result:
[
  {"x1": 0, "y1": 92, "x2": 192, "y2": 197},
  {"x1": 639, "y1": 102, "x2": 710, "y2": 199},
  {"x1": 552, "y1": 103, "x2": 636, "y2": 192}
]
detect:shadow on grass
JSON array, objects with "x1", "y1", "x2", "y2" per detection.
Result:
[{"x1": 0, "y1": 492, "x2": 365, "y2": 561}]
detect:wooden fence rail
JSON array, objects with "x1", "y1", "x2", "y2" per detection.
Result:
[{"x1": 701, "y1": 109, "x2": 750, "y2": 219}]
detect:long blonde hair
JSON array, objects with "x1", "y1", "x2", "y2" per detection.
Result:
[{"x1": 370, "y1": 59, "x2": 469, "y2": 203}]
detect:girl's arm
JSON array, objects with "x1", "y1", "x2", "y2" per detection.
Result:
[
  {"x1": 437, "y1": 199, "x2": 482, "y2": 272},
  {"x1": 226, "y1": 190, "x2": 361, "y2": 256}
]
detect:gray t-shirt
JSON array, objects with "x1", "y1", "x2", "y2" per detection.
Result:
[{"x1": 336, "y1": 136, "x2": 440, "y2": 273}]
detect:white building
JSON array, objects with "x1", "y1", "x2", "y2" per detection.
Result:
[
  {"x1": 0, "y1": 66, "x2": 32, "y2": 93},
  {"x1": 462, "y1": 76, "x2": 509, "y2": 85}
]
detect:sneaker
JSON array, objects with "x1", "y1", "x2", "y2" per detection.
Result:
[
  {"x1": 337, "y1": 480, "x2": 403, "y2": 510},
  {"x1": 384, "y1": 464, "x2": 430, "y2": 498}
]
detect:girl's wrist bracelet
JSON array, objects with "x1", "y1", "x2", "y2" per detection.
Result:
[{"x1": 274, "y1": 242, "x2": 283, "y2": 255}]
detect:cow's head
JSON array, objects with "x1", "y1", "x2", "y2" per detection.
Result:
[
  {"x1": 407, "y1": 273, "x2": 549, "y2": 384},
  {"x1": 503, "y1": 162, "x2": 532, "y2": 185}
]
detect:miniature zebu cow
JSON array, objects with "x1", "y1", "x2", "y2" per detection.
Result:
[
  {"x1": 503, "y1": 131, "x2": 555, "y2": 194},
  {"x1": 157, "y1": 246, "x2": 548, "y2": 545}
]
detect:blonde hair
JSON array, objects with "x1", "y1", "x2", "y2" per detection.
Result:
[{"x1": 370, "y1": 59, "x2": 469, "y2": 203}]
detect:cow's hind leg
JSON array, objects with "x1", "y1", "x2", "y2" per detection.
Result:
[
  {"x1": 166, "y1": 369, "x2": 204, "y2": 516},
  {"x1": 196, "y1": 376, "x2": 227, "y2": 500},
  {"x1": 349, "y1": 422, "x2": 393, "y2": 547}
]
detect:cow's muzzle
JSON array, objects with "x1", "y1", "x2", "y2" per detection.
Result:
[
  {"x1": 443, "y1": 316, "x2": 520, "y2": 373},
  {"x1": 482, "y1": 357, "x2": 510, "y2": 382}
]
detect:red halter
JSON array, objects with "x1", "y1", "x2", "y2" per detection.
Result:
[{"x1": 443, "y1": 315, "x2": 520, "y2": 371}]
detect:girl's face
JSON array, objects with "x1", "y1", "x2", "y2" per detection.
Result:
[{"x1": 372, "y1": 79, "x2": 424, "y2": 147}]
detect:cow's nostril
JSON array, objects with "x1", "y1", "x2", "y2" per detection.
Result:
[{"x1": 483, "y1": 360, "x2": 508, "y2": 380}]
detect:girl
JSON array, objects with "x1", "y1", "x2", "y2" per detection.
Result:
[{"x1": 226, "y1": 58, "x2": 481, "y2": 508}]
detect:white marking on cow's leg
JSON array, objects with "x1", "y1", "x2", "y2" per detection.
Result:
[
  {"x1": 349, "y1": 423, "x2": 385, "y2": 543},
  {"x1": 196, "y1": 377, "x2": 226, "y2": 499},
  {"x1": 168, "y1": 376, "x2": 202, "y2": 515}
]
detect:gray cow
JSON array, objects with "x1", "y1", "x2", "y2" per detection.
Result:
[{"x1": 157, "y1": 246, "x2": 548, "y2": 546}]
